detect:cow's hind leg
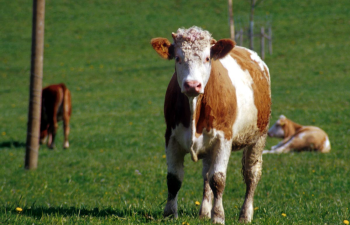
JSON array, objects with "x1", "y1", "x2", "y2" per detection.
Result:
[
  {"x1": 63, "y1": 89, "x2": 71, "y2": 149},
  {"x1": 239, "y1": 134, "x2": 266, "y2": 223},
  {"x1": 199, "y1": 157, "x2": 213, "y2": 219},
  {"x1": 163, "y1": 139, "x2": 186, "y2": 219}
]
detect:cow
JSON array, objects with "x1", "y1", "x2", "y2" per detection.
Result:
[
  {"x1": 151, "y1": 26, "x2": 271, "y2": 224},
  {"x1": 40, "y1": 83, "x2": 72, "y2": 149},
  {"x1": 263, "y1": 115, "x2": 331, "y2": 154}
]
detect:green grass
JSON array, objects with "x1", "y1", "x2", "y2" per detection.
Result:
[{"x1": 1, "y1": 0, "x2": 350, "y2": 224}]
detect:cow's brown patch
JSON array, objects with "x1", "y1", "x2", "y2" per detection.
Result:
[
  {"x1": 210, "y1": 39, "x2": 235, "y2": 60},
  {"x1": 164, "y1": 73, "x2": 191, "y2": 147},
  {"x1": 195, "y1": 59, "x2": 237, "y2": 139},
  {"x1": 230, "y1": 48, "x2": 271, "y2": 133},
  {"x1": 151, "y1": 38, "x2": 174, "y2": 60},
  {"x1": 282, "y1": 118, "x2": 303, "y2": 139}
]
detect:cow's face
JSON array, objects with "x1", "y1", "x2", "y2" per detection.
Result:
[
  {"x1": 268, "y1": 115, "x2": 287, "y2": 138},
  {"x1": 173, "y1": 40, "x2": 211, "y2": 97},
  {"x1": 151, "y1": 26, "x2": 235, "y2": 98}
]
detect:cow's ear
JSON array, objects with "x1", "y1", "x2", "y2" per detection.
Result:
[
  {"x1": 150, "y1": 38, "x2": 174, "y2": 60},
  {"x1": 210, "y1": 39, "x2": 235, "y2": 60}
]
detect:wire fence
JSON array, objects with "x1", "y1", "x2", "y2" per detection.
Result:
[{"x1": 234, "y1": 26, "x2": 272, "y2": 60}]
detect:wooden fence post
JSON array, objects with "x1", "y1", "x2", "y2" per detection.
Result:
[
  {"x1": 240, "y1": 28, "x2": 243, "y2": 46},
  {"x1": 260, "y1": 27, "x2": 265, "y2": 60},
  {"x1": 268, "y1": 26, "x2": 273, "y2": 54},
  {"x1": 25, "y1": 0, "x2": 46, "y2": 170},
  {"x1": 228, "y1": 0, "x2": 235, "y2": 40}
]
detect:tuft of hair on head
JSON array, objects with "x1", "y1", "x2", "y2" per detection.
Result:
[
  {"x1": 171, "y1": 26, "x2": 213, "y2": 62},
  {"x1": 172, "y1": 26, "x2": 212, "y2": 44},
  {"x1": 279, "y1": 115, "x2": 286, "y2": 119}
]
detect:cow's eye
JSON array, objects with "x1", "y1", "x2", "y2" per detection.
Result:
[
  {"x1": 175, "y1": 56, "x2": 181, "y2": 63},
  {"x1": 205, "y1": 57, "x2": 210, "y2": 62}
]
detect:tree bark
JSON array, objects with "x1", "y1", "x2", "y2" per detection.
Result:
[
  {"x1": 228, "y1": 0, "x2": 235, "y2": 40},
  {"x1": 25, "y1": 0, "x2": 46, "y2": 170}
]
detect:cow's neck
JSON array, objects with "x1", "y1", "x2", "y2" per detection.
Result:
[
  {"x1": 187, "y1": 96, "x2": 200, "y2": 162},
  {"x1": 284, "y1": 119, "x2": 303, "y2": 138}
]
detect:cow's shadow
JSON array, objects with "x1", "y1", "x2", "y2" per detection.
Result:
[
  {"x1": 0, "y1": 141, "x2": 26, "y2": 149},
  {"x1": 1, "y1": 205, "x2": 180, "y2": 223}
]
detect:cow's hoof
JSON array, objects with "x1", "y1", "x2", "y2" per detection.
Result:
[
  {"x1": 239, "y1": 216, "x2": 252, "y2": 223},
  {"x1": 63, "y1": 142, "x2": 69, "y2": 149},
  {"x1": 163, "y1": 212, "x2": 177, "y2": 219},
  {"x1": 212, "y1": 217, "x2": 225, "y2": 224}
]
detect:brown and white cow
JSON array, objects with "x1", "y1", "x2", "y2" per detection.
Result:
[
  {"x1": 40, "y1": 83, "x2": 72, "y2": 149},
  {"x1": 151, "y1": 26, "x2": 271, "y2": 224},
  {"x1": 263, "y1": 115, "x2": 331, "y2": 154}
]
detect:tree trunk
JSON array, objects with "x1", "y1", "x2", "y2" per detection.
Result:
[
  {"x1": 228, "y1": 0, "x2": 235, "y2": 40},
  {"x1": 25, "y1": 0, "x2": 46, "y2": 170}
]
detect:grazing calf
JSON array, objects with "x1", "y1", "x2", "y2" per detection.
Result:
[
  {"x1": 263, "y1": 115, "x2": 331, "y2": 154},
  {"x1": 151, "y1": 26, "x2": 271, "y2": 224},
  {"x1": 40, "y1": 83, "x2": 72, "y2": 149}
]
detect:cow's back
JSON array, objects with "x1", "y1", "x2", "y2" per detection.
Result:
[
  {"x1": 42, "y1": 83, "x2": 70, "y2": 122},
  {"x1": 218, "y1": 46, "x2": 271, "y2": 147},
  {"x1": 294, "y1": 126, "x2": 331, "y2": 152}
]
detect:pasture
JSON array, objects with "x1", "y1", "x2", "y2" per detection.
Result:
[{"x1": 1, "y1": 0, "x2": 349, "y2": 224}]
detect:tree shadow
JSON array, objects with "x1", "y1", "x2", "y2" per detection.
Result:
[
  {"x1": 2, "y1": 205, "x2": 167, "y2": 223},
  {"x1": 0, "y1": 141, "x2": 26, "y2": 149},
  {"x1": 2, "y1": 205, "x2": 200, "y2": 223}
]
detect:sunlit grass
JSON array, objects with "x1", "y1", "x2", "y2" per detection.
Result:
[{"x1": 1, "y1": 0, "x2": 350, "y2": 224}]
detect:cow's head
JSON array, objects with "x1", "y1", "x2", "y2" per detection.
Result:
[
  {"x1": 268, "y1": 115, "x2": 287, "y2": 138},
  {"x1": 151, "y1": 26, "x2": 235, "y2": 97}
]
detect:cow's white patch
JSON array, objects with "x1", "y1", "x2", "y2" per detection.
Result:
[
  {"x1": 219, "y1": 55, "x2": 258, "y2": 140},
  {"x1": 323, "y1": 136, "x2": 331, "y2": 152},
  {"x1": 236, "y1": 46, "x2": 270, "y2": 82},
  {"x1": 243, "y1": 47, "x2": 266, "y2": 71}
]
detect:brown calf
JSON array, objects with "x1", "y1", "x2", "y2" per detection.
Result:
[
  {"x1": 263, "y1": 115, "x2": 331, "y2": 153},
  {"x1": 40, "y1": 83, "x2": 71, "y2": 149}
]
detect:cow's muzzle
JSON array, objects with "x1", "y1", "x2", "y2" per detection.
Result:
[{"x1": 184, "y1": 81, "x2": 202, "y2": 97}]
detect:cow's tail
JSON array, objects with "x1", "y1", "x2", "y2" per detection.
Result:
[{"x1": 60, "y1": 83, "x2": 72, "y2": 117}]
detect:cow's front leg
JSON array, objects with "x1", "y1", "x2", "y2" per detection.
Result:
[
  {"x1": 239, "y1": 135, "x2": 266, "y2": 223},
  {"x1": 199, "y1": 157, "x2": 213, "y2": 219},
  {"x1": 164, "y1": 138, "x2": 186, "y2": 219},
  {"x1": 208, "y1": 141, "x2": 231, "y2": 224}
]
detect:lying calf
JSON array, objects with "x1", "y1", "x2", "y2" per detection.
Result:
[
  {"x1": 263, "y1": 115, "x2": 331, "y2": 154},
  {"x1": 40, "y1": 83, "x2": 72, "y2": 149}
]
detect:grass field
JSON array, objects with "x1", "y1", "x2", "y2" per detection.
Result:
[{"x1": 1, "y1": 0, "x2": 350, "y2": 224}]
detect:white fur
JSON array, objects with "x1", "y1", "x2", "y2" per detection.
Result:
[
  {"x1": 323, "y1": 136, "x2": 331, "y2": 152},
  {"x1": 219, "y1": 54, "x2": 259, "y2": 140}
]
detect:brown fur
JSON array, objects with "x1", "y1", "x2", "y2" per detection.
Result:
[
  {"x1": 150, "y1": 38, "x2": 174, "y2": 60},
  {"x1": 230, "y1": 48, "x2": 271, "y2": 133},
  {"x1": 164, "y1": 73, "x2": 190, "y2": 147},
  {"x1": 210, "y1": 39, "x2": 235, "y2": 60},
  {"x1": 40, "y1": 83, "x2": 72, "y2": 149},
  {"x1": 195, "y1": 59, "x2": 237, "y2": 139}
]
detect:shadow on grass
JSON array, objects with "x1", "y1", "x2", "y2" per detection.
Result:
[
  {"x1": 0, "y1": 141, "x2": 26, "y2": 149},
  {"x1": 3, "y1": 205, "x2": 200, "y2": 223},
  {"x1": 3, "y1": 206, "x2": 164, "y2": 222}
]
